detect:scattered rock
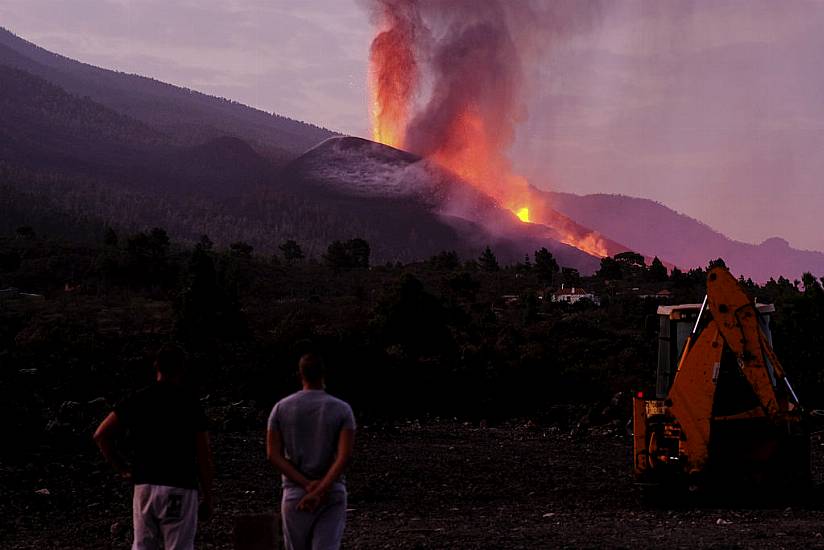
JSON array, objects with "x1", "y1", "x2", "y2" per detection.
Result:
[{"x1": 110, "y1": 520, "x2": 129, "y2": 539}]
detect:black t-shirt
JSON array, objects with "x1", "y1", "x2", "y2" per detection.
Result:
[{"x1": 115, "y1": 383, "x2": 208, "y2": 490}]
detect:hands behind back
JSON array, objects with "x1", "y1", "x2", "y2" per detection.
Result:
[{"x1": 297, "y1": 480, "x2": 326, "y2": 513}]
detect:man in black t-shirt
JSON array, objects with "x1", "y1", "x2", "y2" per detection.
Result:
[{"x1": 94, "y1": 344, "x2": 213, "y2": 550}]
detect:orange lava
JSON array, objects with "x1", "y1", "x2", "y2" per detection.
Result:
[{"x1": 554, "y1": 222, "x2": 609, "y2": 258}]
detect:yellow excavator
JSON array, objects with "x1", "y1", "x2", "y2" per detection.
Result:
[{"x1": 633, "y1": 266, "x2": 809, "y2": 490}]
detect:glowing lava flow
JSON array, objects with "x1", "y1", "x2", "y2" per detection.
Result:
[{"x1": 367, "y1": 93, "x2": 610, "y2": 258}]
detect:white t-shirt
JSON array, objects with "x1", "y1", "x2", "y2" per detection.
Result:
[{"x1": 268, "y1": 389, "x2": 356, "y2": 498}]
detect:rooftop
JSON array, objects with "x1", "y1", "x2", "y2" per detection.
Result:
[
  {"x1": 554, "y1": 287, "x2": 592, "y2": 296},
  {"x1": 657, "y1": 303, "x2": 775, "y2": 317}
]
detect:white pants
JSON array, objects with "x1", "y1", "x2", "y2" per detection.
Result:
[
  {"x1": 133, "y1": 484, "x2": 198, "y2": 550},
  {"x1": 281, "y1": 491, "x2": 346, "y2": 550}
]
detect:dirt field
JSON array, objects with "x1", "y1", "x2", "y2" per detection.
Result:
[{"x1": 4, "y1": 420, "x2": 824, "y2": 549}]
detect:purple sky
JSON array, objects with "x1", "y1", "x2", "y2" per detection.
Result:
[{"x1": 2, "y1": 0, "x2": 823, "y2": 252}]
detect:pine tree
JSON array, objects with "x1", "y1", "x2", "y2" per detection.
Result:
[
  {"x1": 279, "y1": 240, "x2": 304, "y2": 262},
  {"x1": 478, "y1": 246, "x2": 499, "y2": 272},
  {"x1": 534, "y1": 247, "x2": 559, "y2": 283},
  {"x1": 648, "y1": 256, "x2": 668, "y2": 282}
]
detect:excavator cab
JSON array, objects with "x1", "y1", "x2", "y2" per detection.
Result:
[
  {"x1": 654, "y1": 303, "x2": 775, "y2": 399},
  {"x1": 633, "y1": 267, "x2": 809, "y2": 492}
]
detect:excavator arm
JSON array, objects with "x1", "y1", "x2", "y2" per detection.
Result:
[
  {"x1": 638, "y1": 266, "x2": 805, "y2": 485},
  {"x1": 705, "y1": 267, "x2": 784, "y2": 416}
]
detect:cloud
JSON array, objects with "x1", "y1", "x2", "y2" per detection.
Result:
[{"x1": 511, "y1": 0, "x2": 824, "y2": 250}]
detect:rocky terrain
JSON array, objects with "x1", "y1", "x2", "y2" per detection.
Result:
[{"x1": 4, "y1": 415, "x2": 824, "y2": 549}]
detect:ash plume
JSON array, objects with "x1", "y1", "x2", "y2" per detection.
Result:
[
  {"x1": 364, "y1": 0, "x2": 609, "y2": 257},
  {"x1": 365, "y1": 0, "x2": 603, "y2": 194}
]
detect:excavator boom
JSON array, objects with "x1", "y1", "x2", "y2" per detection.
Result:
[
  {"x1": 705, "y1": 268, "x2": 785, "y2": 416},
  {"x1": 633, "y1": 267, "x2": 808, "y2": 490}
]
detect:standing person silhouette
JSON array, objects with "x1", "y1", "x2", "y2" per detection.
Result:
[
  {"x1": 94, "y1": 344, "x2": 213, "y2": 550},
  {"x1": 266, "y1": 353, "x2": 356, "y2": 550}
]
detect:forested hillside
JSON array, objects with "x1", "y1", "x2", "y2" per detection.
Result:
[
  {"x1": 3, "y1": 26, "x2": 822, "y2": 279},
  {"x1": 0, "y1": 29, "x2": 582, "y2": 265},
  {"x1": 0, "y1": 27, "x2": 334, "y2": 160}
]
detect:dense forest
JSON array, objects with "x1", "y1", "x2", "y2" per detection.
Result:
[
  {"x1": 0, "y1": 162, "x2": 481, "y2": 263},
  {"x1": 3, "y1": 226, "x2": 823, "y2": 469}
]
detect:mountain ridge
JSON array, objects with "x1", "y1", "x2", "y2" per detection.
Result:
[
  {"x1": 543, "y1": 190, "x2": 824, "y2": 281},
  {"x1": 1, "y1": 26, "x2": 821, "y2": 280},
  {"x1": 0, "y1": 26, "x2": 335, "y2": 161}
]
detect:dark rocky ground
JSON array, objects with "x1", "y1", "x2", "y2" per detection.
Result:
[{"x1": 4, "y1": 416, "x2": 824, "y2": 549}]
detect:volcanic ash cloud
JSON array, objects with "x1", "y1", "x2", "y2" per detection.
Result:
[{"x1": 364, "y1": 0, "x2": 609, "y2": 257}]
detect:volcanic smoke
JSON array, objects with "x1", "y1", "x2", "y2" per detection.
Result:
[{"x1": 366, "y1": 0, "x2": 609, "y2": 257}]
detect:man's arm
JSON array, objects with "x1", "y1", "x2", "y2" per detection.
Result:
[
  {"x1": 195, "y1": 431, "x2": 214, "y2": 521},
  {"x1": 93, "y1": 412, "x2": 131, "y2": 480},
  {"x1": 266, "y1": 428, "x2": 312, "y2": 490},
  {"x1": 297, "y1": 428, "x2": 355, "y2": 512}
]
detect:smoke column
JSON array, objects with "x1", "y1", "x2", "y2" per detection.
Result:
[{"x1": 365, "y1": 0, "x2": 608, "y2": 256}]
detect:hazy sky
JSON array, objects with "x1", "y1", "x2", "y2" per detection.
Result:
[{"x1": 2, "y1": 0, "x2": 823, "y2": 252}]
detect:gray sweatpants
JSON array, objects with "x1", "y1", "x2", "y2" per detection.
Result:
[
  {"x1": 281, "y1": 491, "x2": 347, "y2": 550},
  {"x1": 133, "y1": 484, "x2": 198, "y2": 550}
]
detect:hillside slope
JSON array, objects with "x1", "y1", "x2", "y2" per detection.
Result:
[
  {"x1": 5, "y1": 27, "x2": 818, "y2": 278},
  {"x1": 545, "y1": 191, "x2": 824, "y2": 281},
  {"x1": 281, "y1": 137, "x2": 603, "y2": 271},
  {"x1": 0, "y1": 61, "x2": 603, "y2": 267},
  {"x1": 0, "y1": 64, "x2": 280, "y2": 199},
  {"x1": 0, "y1": 27, "x2": 334, "y2": 161}
]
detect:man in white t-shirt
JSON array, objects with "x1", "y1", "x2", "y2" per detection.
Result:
[{"x1": 266, "y1": 353, "x2": 356, "y2": 550}]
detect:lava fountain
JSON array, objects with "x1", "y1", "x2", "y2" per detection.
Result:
[
  {"x1": 366, "y1": 0, "x2": 609, "y2": 258},
  {"x1": 368, "y1": 0, "x2": 422, "y2": 149}
]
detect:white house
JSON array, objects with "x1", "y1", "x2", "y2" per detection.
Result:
[{"x1": 552, "y1": 285, "x2": 599, "y2": 305}]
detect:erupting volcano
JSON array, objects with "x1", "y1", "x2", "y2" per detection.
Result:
[{"x1": 366, "y1": 0, "x2": 610, "y2": 258}]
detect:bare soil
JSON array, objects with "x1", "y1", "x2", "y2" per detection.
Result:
[{"x1": 3, "y1": 421, "x2": 824, "y2": 549}]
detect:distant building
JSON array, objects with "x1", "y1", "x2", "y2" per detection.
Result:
[
  {"x1": 638, "y1": 289, "x2": 673, "y2": 300},
  {"x1": 552, "y1": 285, "x2": 599, "y2": 305}
]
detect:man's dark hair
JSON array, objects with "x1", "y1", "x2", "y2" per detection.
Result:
[
  {"x1": 299, "y1": 353, "x2": 325, "y2": 384},
  {"x1": 155, "y1": 343, "x2": 187, "y2": 377}
]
